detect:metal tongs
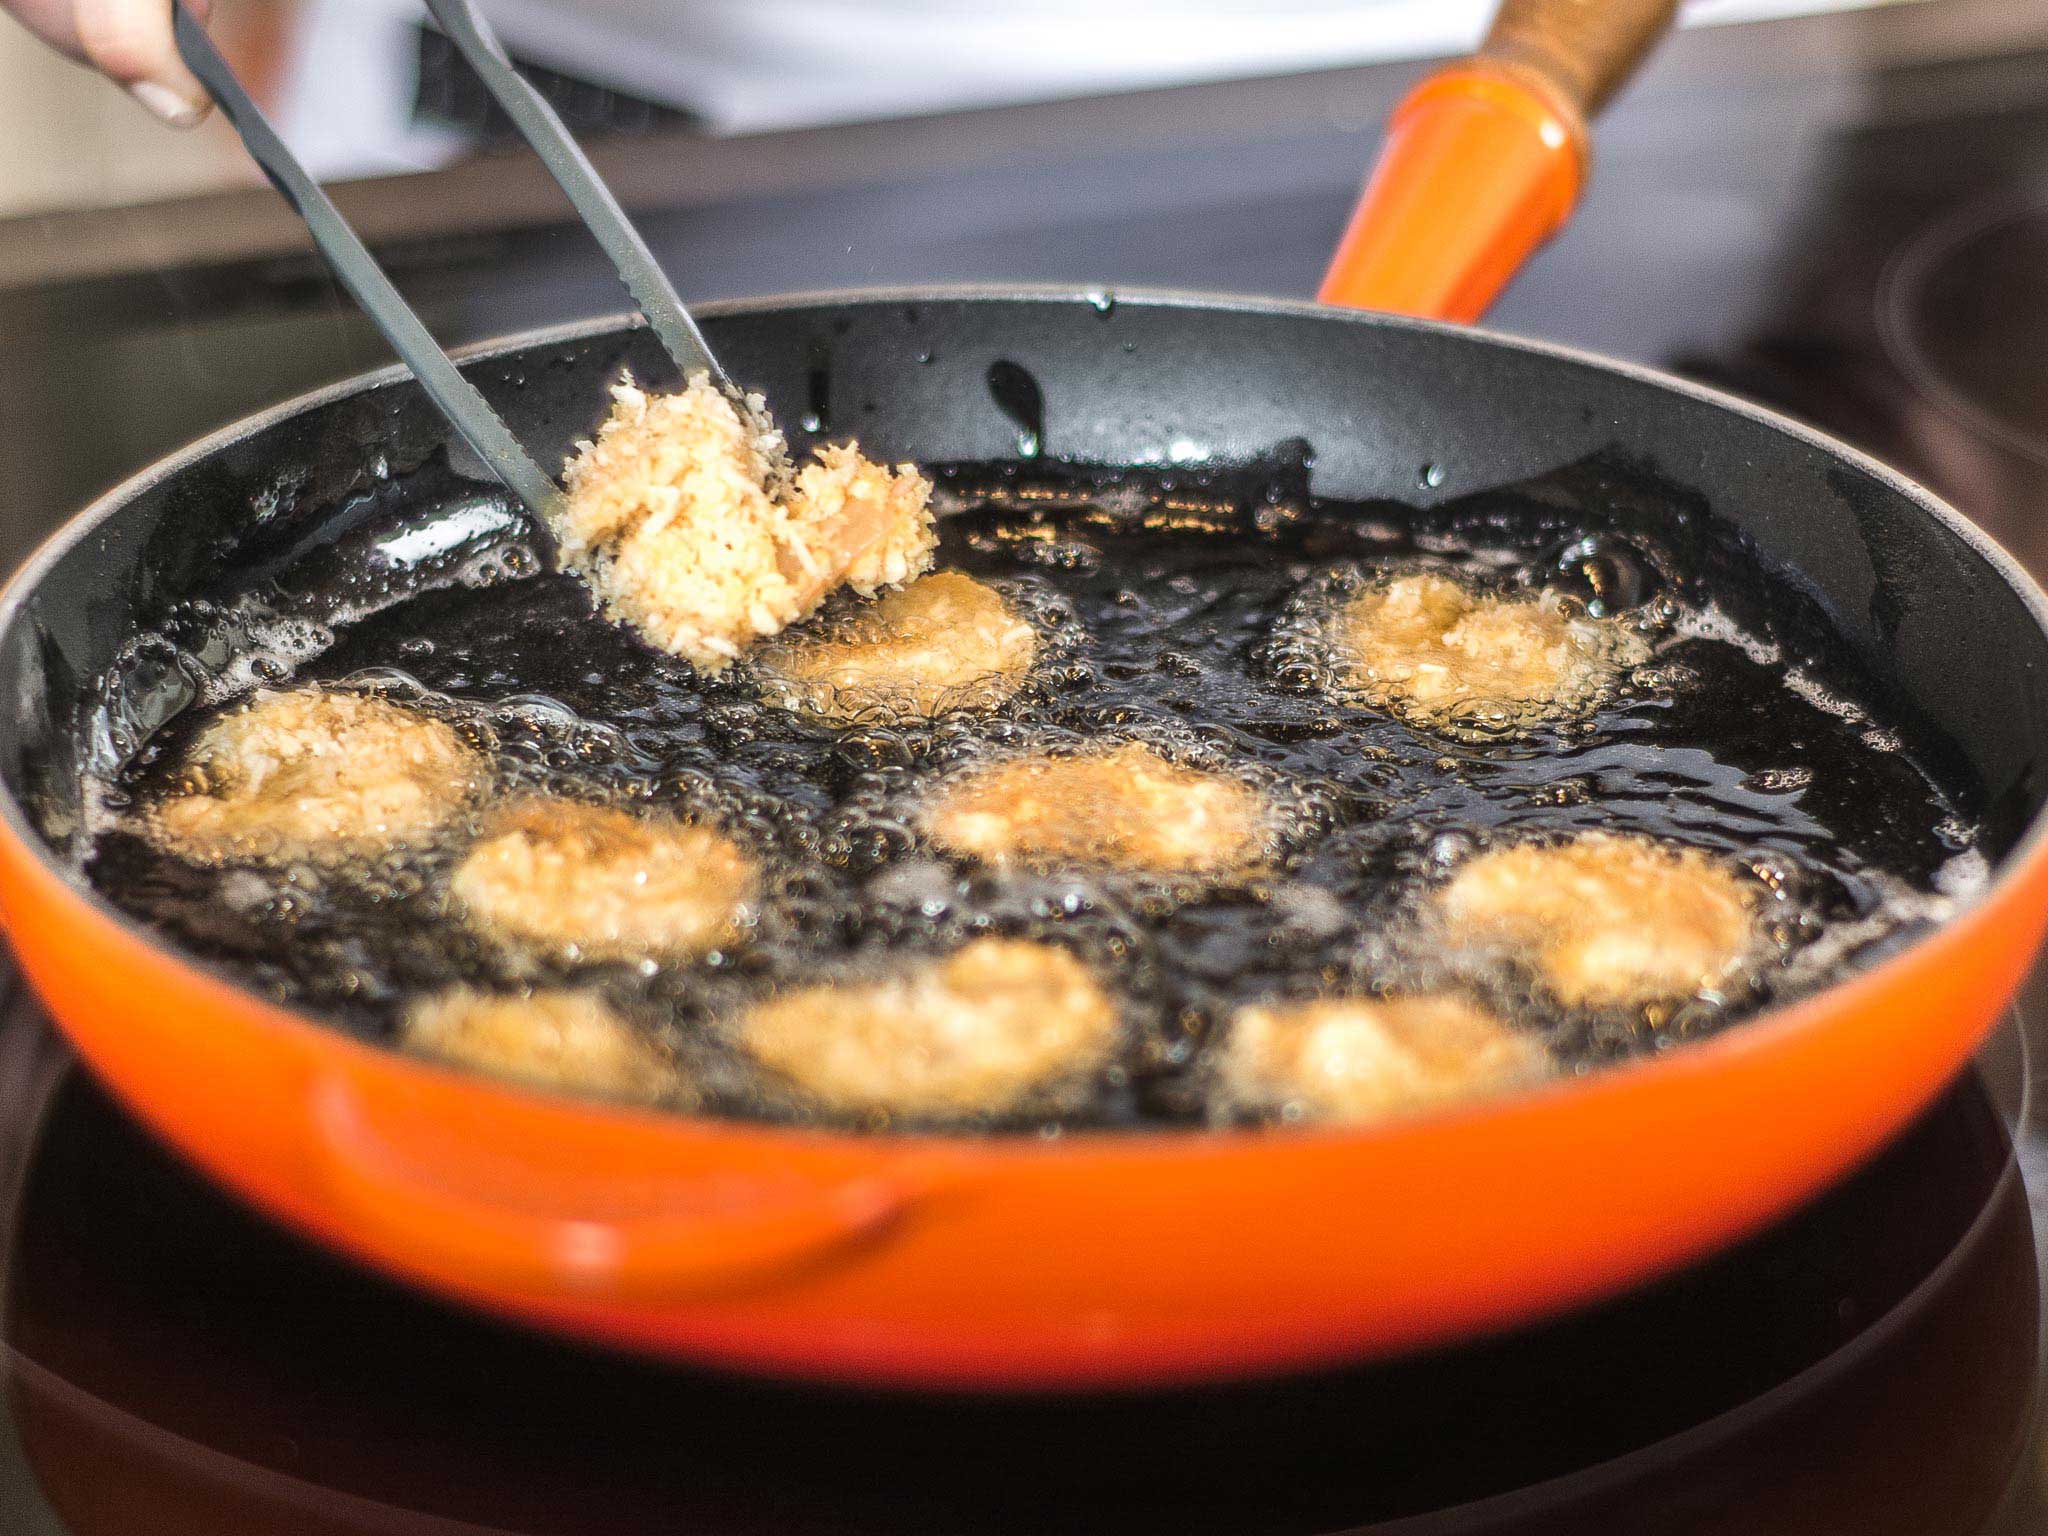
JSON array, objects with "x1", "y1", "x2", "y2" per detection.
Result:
[{"x1": 171, "y1": 0, "x2": 747, "y2": 523}]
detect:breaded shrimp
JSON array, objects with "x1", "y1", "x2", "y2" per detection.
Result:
[
  {"x1": 754, "y1": 571, "x2": 1037, "y2": 725},
  {"x1": 554, "y1": 375, "x2": 935, "y2": 670},
  {"x1": 1331, "y1": 571, "x2": 1645, "y2": 735},
  {"x1": 147, "y1": 687, "x2": 486, "y2": 865},
  {"x1": 403, "y1": 986, "x2": 682, "y2": 1104},
  {"x1": 450, "y1": 797, "x2": 755, "y2": 964},
  {"x1": 922, "y1": 742, "x2": 1269, "y2": 878},
  {"x1": 1219, "y1": 993, "x2": 1550, "y2": 1124},
  {"x1": 738, "y1": 938, "x2": 1118, "y2": 1118},
  {"x1": 1439, "y1": 832, "x2": 1760, "y2": 1008}
]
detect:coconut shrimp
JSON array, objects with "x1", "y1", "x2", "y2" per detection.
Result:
[
  {"x1": 554, "y1": 375, "x2": 935, "y2": 670},
  {"x1": 147, "y1": 687, "x2": 486, "y2": 866},
  {"x1": 450, "y1": 796, "x2": 755, "y2": 964},
  {"x1": 1329, "y1": 571, "x2": 1645, "y2": 735},
  {"x1": 1218, "y1": 992, "x2": 1551, "y2": 1124},
  {"x1": 737, "y1": 938, "x2": 1118, "y2": 1118},
  {"x1": 403, "y1": 986, "x2": 684, "y2": 1104},
  {"x1": 754, "y1": 571, "x2": 1037, "y2": 725},
  {"x1": 1439, "y1": 831, "x2": 1762, "y2": 1008},
  {"x1": 922, "y1": 742, "x2": 1270, "y2": 879}
]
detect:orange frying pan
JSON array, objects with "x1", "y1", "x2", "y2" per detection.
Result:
[{"x1": 2, "y1": 3, "x2": 2045, "y2": 1390}]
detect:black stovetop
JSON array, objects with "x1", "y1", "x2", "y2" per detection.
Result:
[
  {"x1": 0, "y1": 990, "x2": 2029, "y2": 1536},
  {"x1": 2, "y1": 4, "x2": 2047, "y2": 1531}
]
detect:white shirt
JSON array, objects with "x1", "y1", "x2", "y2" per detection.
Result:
[{"x1": 277, "y1": 0, "x2": 1909, "y2": 178}]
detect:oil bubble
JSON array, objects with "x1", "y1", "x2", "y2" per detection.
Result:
[{"x1": 81, "y1": 460, "x2": 1979, "y2": 1134}]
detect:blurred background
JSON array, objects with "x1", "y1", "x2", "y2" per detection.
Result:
[
  {"x1": 0, "y1": 0, "x2": 1952, "y2": 215},
  {"x1": 3, "y1": 0, "x2": 2043, "y2": 563}
]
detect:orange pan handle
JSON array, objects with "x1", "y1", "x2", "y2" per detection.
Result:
[
  {"x1": 1319, "y1": 0, "x2": 1679, "y2": 323},
  {"x1": 310, "y1": 1069, "x2": 921, "y2": 1298}
]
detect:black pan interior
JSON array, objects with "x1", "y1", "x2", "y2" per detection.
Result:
[{"x1": 5, "y1": 292, "x2": 2046, "y2": 932}]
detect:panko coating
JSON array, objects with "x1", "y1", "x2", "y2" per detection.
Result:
[
  {"x1": 737, "y1": 938, "x2": 1119, "y2": 1117},
  {"x1": 1219, "y1": 993, "x2": 1551, "y2": 1124},
  {"x1": 923, "y1": 742, "x2": 1270, "y2": 878},
  {"x1": 1439, "y1": 832, "x2": 1761, "y2": 1008},
  {"x1": 754, "y1": 571, "x2": 1037, "y2": 724},
  {"x1": 147, "y1": 687, "x2": 486, "y2": 865},
  {"x1": 450, "y1": 797, "x2": 755, "y2": 963},
  {"x1": 403, "y1": 986, "x2": 681, "y2": 1104},
  {"x1": 1330, "y1": 571, "x2": 1646, "y2": 734},
  {"x1": 554, "y1": 375, "x2": 935, "y2": 670}
]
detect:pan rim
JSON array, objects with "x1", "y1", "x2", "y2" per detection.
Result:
[{"x1": 2, "y1": 283, "x2": 2042, "y2": 1148}]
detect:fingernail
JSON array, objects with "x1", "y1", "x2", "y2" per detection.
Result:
[{"x1": 128, "y1": 80, "x2": 209, "y2": 127}]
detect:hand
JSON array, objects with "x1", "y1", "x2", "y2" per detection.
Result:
[{"x1": 4, "y1": 0, "x2": 215, "y2": 125}]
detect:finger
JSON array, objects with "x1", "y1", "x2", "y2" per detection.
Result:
[
  {"x1": 73, "y1": 0, "x2": 217, "y2": 126},
  {"x1": 6, "y1": 0, "x2": 88, "y2": 54}
]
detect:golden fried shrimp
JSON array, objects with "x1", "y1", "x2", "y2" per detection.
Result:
[
  {"x1": 1219, "y1": 993, "x2": 1550, "y2": 1124},
  {"x1": 922, "y1": 742, "x2": 1269, "y2": 878},
  {"x1": 146, "y1": 688, "x2": 486, "y2": 866},
  {"x1": 1330, "y1": 571, "x2": 1645, "y2": 734},
  {"x1": 737, "y1": 939, "x2": 1118, "y2": 1118},
  {"x1": 402, "y1": 987, "x2": 682, "y2": 1104},
  {"x1": 754, "y1": 571, "x2": 1037, "y2": 724},
  {"x1": 1439, "y1": 832, "x2": 1760, "y2": 1008},
  {"x1": 449, "y1": 797, "x2": 755, "y2": 964},
  {"x1": 554, "y1": 375, "x2": 935, "y2": 670}
]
